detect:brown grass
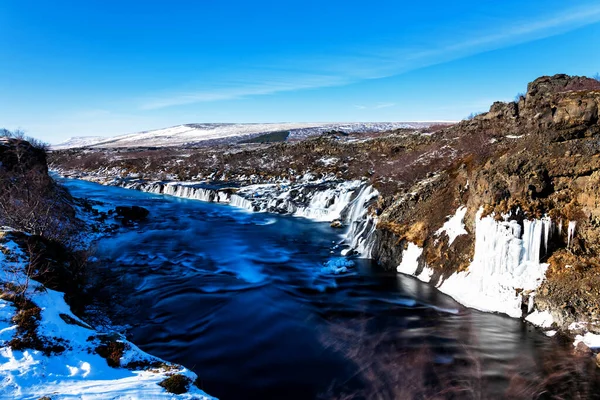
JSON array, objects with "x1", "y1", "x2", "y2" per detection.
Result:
[
  {"x1": 2, "y1": 288, "x2": 66, "y2": 356},
  {"x1": 95, "y1": 340, "x2": 126, "y2": 368},
  {"x1": 158, "y1": 374, "x2": 192, "y2": 394}
]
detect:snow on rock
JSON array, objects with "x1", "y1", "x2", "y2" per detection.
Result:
[
  {"x1": 416, "y1": 266, "x2": 435, "y2": 283},
  {"x1": 435, "y1": 206, "x2": 468, "y2": 245},
  {"x1": 574, "y1": 332, "x2": 600, "y2": 350},
  {"x1": 0, "y1": 233, "x2": 214, "y2": 400},
  {"x1": 396, "y1": 243, "x2": 423, "y2": 275},
  {"x1": 438, "y1": 209, "x2": 550, "y2": 318},
  {"x1": 319, "y1": 157, "x2": 338, "y2": 166},
  {"x1": 525, "y1": 310, "x2": 554, "y2": 328}
]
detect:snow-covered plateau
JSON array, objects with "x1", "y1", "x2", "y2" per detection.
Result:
[
  {"x1": 52, "y1": 122, "x2": 440, "y2": 149},
  {"x1": 0, "y1": 229, "x2": 215, "y2": 399}
]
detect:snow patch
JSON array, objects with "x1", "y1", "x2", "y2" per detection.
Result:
[
  {"x1": 0, "y1": 234, "x2": 214, "y2": 399},
  {"x1": 435, "y1": 206, "x2": 467, "y2": 245},
  {"x1": 525, "y1": 310, "x2": 554, "y2": 328},
  {"x1": 396, "y1": 243, "x2": 423, "y2": 275},
  {"x1": 574, "y1": 332, "x2": 600, "y2": 349}
]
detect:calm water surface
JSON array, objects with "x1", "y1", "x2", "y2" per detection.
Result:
[{"x1": 59, "y1": 177, "x2": 596, "y2": 399}]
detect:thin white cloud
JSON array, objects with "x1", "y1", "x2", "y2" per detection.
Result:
[
  {"x1": 374, "y1": 103, "x2": 396, "y2": 109},
  {"x1": 140, "y1": 73, "x2": 350, "y2": 110},
  {"x1": 354, "y1": 103, "x2": 396, "y2": 110},
  {"x1": 139, "y1": 4, "x2": 600, "y2": 110}
]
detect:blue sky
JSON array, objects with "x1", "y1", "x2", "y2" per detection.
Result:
[{"x1": 2, "y1": 1, "x2": 600, "y2": 143}]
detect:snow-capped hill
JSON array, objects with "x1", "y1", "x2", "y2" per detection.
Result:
[
  {"x1": 52, "y1": 122, "x2": 443, "y2": 149},
  {"x1": 52, "y1": 136, "x2": 107, "y2": 150}
]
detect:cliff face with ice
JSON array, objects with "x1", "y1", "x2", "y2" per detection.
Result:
[{"x1": 373, "y1": 74, "x2": 600, "y2": 336}]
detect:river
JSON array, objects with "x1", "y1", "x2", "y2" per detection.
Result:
[{"x1": 58, "y1": 177, "x2": 598, "y2": 399}]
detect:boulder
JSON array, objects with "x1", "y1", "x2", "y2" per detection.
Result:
[
  {"x1": 330, "y1": 220, "x2": 343, "y2": 228},
  {"x1": 114, "y1": 206, "x2": 149, "y2": 222}
]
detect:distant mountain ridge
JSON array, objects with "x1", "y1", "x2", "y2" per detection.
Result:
[{"x1": 52, "y1": 122, "x2": 443, "y2": 149}]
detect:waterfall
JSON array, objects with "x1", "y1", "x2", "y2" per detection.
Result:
[
  {"x1": 229, "y1": 194, "x2": 255, "y2": 211},
  {"x1": 341, "y1": 185, "x2": 379, "y2": 258},
  {"x1": 81, "y1": 175, "x2": 380, "y2": 258},
  {"x1": 293, "y1": 187, "x2": 356, "y2": 221}
]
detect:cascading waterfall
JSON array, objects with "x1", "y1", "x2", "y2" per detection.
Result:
[
  {"x1": 293, "y1": 188, "x2": 356, "y2": 222},
  {"x1": 341, "y1": 185, "x2": 380, "y2": 258},
  {"x1": 229, "y1": 194, "x2": 255, "y2": 211},
  {"x1": 85, "y1": 175, "x2": 381, "y2": 258}
]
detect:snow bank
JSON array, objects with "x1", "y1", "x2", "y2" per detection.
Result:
[
  {"x1": 525, "y1": 310, "x2": 554, "y2": 328},
  {"x1": 574, "y1": 332, "x2": 600, "y2": 350},
  {"x1": 396, "y1": 243, "x2": 423, "y2": 275}
]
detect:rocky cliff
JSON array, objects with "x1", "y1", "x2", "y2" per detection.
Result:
[{"x1": 373, "y1": 74, "x2": 600, "y2": 335}]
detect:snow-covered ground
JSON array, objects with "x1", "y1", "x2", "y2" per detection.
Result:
[
  {"x1": 52, "y1": 122, "x2": 439, "y2": 149},
  {"x1": 0, "y1": 229, "x2": 215, "y2": 399}
]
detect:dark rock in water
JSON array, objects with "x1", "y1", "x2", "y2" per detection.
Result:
[
  {"x1": 574, "y1": 341, "x2": 592, "y2": 357},
  {"x1": 330, "y1": 220, "x2": 343, "y2": 228},
  {"x1": 115, "y1": 206, "x2": 149, "y2": 221}
]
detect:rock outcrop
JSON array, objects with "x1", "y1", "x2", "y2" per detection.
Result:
[{"x1": 373, "y1": 74, "x2": 600, "y2": 332}]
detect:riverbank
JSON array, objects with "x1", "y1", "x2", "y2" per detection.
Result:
[{"x1": 0, "y1": 135, "x2": 215, "y2": 398}]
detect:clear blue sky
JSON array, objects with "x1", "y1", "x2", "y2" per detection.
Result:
[{"x1": 2, "y1": 1, "x2": 600, "y2": 143}]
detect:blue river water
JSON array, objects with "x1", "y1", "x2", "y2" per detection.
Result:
[{"x1": 58, "y1": 177, "x2": 597, "y2": 400}]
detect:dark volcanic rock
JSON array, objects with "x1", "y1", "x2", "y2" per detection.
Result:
[{"x1": 115, "y1": 206, "x2": 150, "y2": 222}]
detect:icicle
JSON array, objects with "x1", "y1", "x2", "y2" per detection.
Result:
[
  {"x1": 567, "y1": 221, "x2": 577, "y2": 248},
  {"x1": 558, "y1": 218, "x2": 563, "y2": 237},
  {"x1": 542, "y1": 216, "x2": 551, "y2": 254},
  {"x1": 521, "y1": 220, "x2": 542, "y2": 264}
]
